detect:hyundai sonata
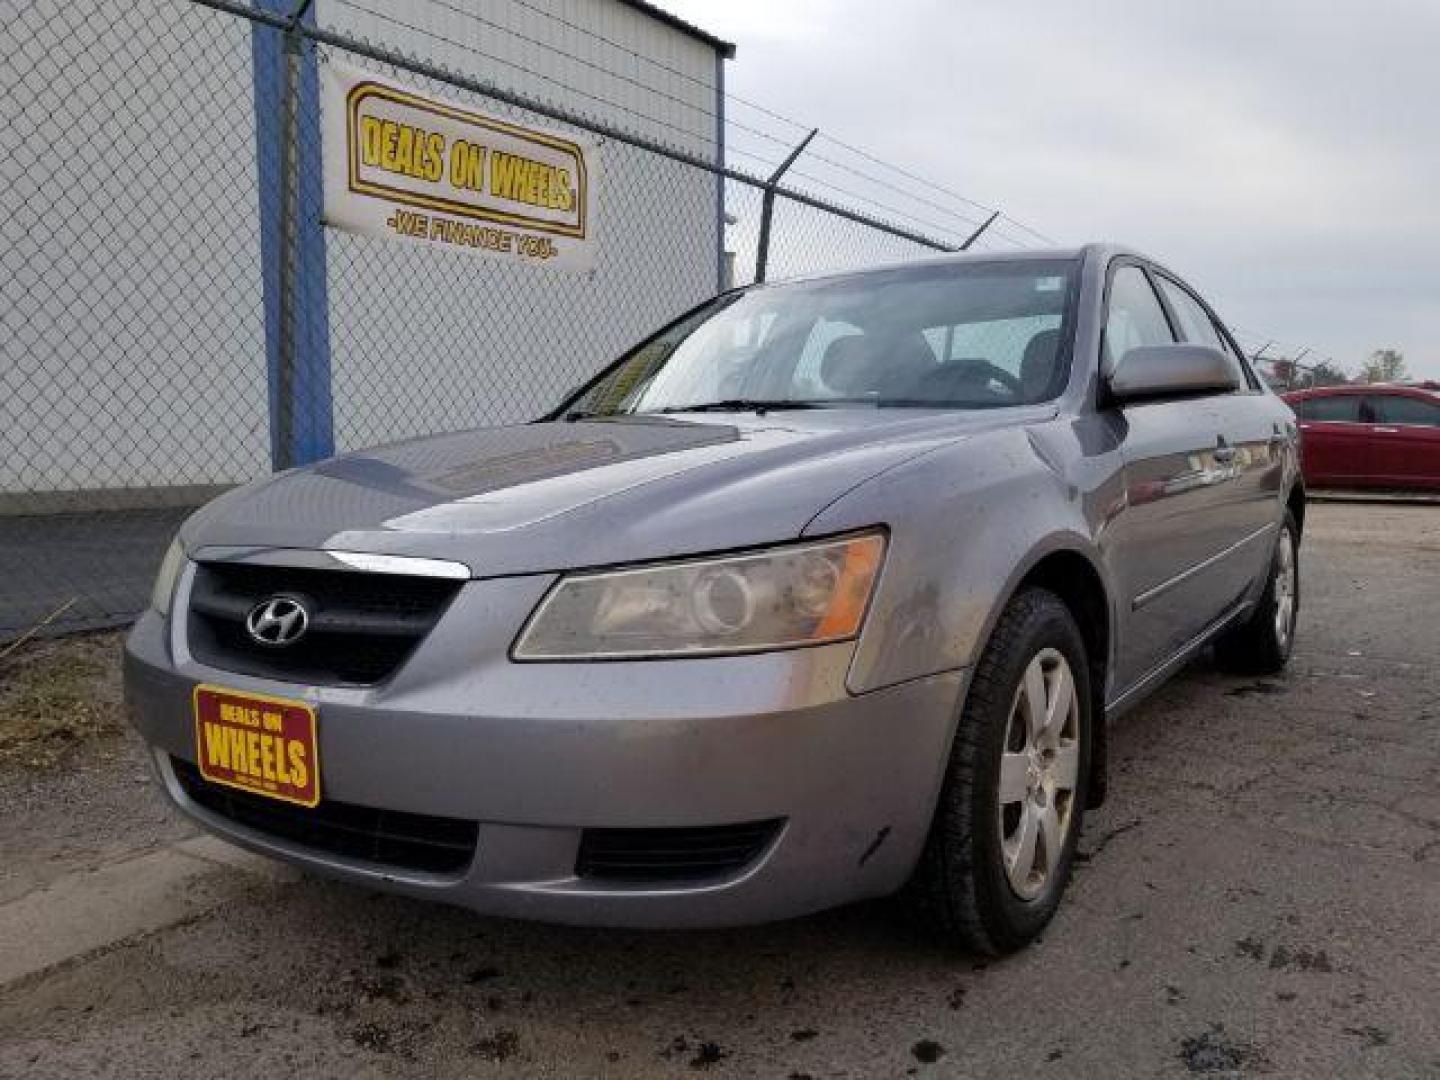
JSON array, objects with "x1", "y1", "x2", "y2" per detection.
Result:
[{"x1": 126, "y1": 245, "x2": 1303, "y2": 953}]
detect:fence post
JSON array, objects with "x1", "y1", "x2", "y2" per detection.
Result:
[
  {"x1": 959, "y1": 210, "x2": 999, "y2": 251},
  {"x1": 1289, "y1": 347, "x2": 1311, "y2": 391},
  {"x1": 253, "y1": 0, "x2": 332, "y2": 471},
  {"x1": 714, "y1": 53, "x2": 727, "y2": 293},
  {"x1": 754, "y1": 128, "x2": 817, "y2": 284}
]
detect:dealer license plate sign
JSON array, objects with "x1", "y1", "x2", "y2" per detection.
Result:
[{"x1": 193, "y1": 685, "x2": 321, "y2": 808}]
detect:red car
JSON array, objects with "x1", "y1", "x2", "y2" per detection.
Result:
[{"x1": 1283, "y1": 384, "x2": 1440, "y2": 491}]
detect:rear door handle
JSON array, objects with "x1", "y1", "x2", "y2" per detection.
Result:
[{"x1": 1374, "y1": 426, "x2": 1400, "y2": 434}]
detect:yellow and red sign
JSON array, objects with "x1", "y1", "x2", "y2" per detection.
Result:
[
  {"x1": 322, "y1": 63, "x2": 599, "y2": 271},
  {"x1": 193, "y1": 685, "x2": 320, "y2": 808}
]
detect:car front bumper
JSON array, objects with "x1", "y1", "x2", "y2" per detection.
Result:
[{"x1": 124, "y1": 567, "x2": 965, "y2": 928}]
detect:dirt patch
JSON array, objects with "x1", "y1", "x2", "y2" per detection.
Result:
[
  {"x1": 471, "y1": 1028, "x2": 520, "y2": 1061},
  {"x1": 911, "y1": 1039, "x2": 946, "y2": 1064},
  {"x1": 1177, "y1": 1026, "x2": 1263, "y2": 1073},
  {"x1": 0, "y1": 632, "x2": 125, "y2": 771},
  {"x1": 0, "y1": 630, "x2": 193, "y2": 902}
]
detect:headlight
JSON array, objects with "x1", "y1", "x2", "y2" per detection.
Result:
[
  {"x1": 513, "y1": 532, "x2": 886, "y2": 660},
  {"x1": 150, "y1": 537, "x2": 187, "y2": 616}
]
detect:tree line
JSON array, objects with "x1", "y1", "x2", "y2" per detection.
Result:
[{"x1": 1275, "y1": 348, "x2": 1411, "y2": 387}]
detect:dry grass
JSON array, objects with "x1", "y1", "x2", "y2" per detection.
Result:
[{"x1": 0, "y1": 631, "x2": 125, "y2": 770}]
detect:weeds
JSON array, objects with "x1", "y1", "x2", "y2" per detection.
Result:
[{"x1": 0, "y1": 632, "x2": 124, "y2": 770}]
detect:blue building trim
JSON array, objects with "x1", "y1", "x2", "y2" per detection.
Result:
[
  {"x1": 251, "y1": 1, "x2": 332, "y2": 470},
  {"x1": 251, "y1": 12, "x2": 285, "y2": 468},
  {"x1": 289, "y1": 22, "x2": 334, "y2": 465}
]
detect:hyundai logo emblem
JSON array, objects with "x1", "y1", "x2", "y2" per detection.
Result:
[{"x1": 245, "y1": 596, "x2": 310, "y2": 647}]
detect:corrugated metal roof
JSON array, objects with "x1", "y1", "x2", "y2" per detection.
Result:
[{"x1": 614, "y1": 0, "x2": 735, "y2": 58}]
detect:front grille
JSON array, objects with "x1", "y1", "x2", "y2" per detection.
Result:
[
  {"x1": 576, "y1": 819, "x2": 784, "y2": 883},
  {"x1": 187, "y1": 561, "x2": 461, "y2": 685},
  {"x1": 172, "y1": 757, "x2": 478, "y2": 875}
]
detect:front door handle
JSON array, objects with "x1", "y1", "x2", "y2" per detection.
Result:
[{"x1": 1374, "y1": 426, "x2": 1400, "y2": 434}]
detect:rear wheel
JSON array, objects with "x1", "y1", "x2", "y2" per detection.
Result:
[
  {"x1": 1215, "y1": 511, "x2": 1299, "y2": 675},
  {"x1": 904, "y1": 588, "x2": 1091, "y2": 954}
]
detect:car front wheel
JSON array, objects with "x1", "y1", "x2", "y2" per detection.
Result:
[{"x1": 904, "y1": 587, "x2": 1091, "y2": 954}]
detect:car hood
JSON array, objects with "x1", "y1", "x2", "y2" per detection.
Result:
[{"x1": 182, "y1": 409, "x2": 1049, "y2": 576}]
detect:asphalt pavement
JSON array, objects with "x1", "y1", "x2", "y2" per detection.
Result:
[
  {"x1": 1, "y1": 502, "x2": 1437, "y2": 1078},
  {"x1": 0, "y1": 508, "x2": 191, "y2": 640}
]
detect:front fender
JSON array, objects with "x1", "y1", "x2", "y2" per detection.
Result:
[{"x1": 803, "y1": 421, "x2": 1122, "y2": 696}]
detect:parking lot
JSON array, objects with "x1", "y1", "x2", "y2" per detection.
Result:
[{"x1": 1, "y1": 501, "x2": 1437, "y2": 1078}]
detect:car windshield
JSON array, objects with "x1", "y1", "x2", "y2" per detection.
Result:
[{"x1": 564, "y1": 258, "x2": 1080, "y2": 417}]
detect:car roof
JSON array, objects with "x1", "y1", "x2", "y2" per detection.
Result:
[
  {"x1": 1284, "y1": 383, "x2": 1440, "y2": 400},
  {"x1": 757, "y1": 242, "x2": 1156, "y2": 291}
]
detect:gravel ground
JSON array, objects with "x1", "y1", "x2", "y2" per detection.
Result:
[
  {"x1": 0, "y1": 633, "x2": 196, "y2": 904},
  {"x1": 1, "y1": 502, "x2": 1437, "y2": 1078}
]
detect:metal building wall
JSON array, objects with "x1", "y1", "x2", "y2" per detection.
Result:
[
  {"x1": 0, "y1": 0, "x2": 723, "y2": 499},
  {"x1": 0, "y1": 0, "x2": 271, "y2": 501},
  {"x1": 314, "y1": 0, "x2": 724, "y2": 452}
]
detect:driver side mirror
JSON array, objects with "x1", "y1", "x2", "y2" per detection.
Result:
[{"x1": 1106, "y1": 344, "x2": 1239, "y2": 404}]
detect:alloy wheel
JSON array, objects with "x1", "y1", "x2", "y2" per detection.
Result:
[
  {"x1": 1274, "y1": 527, "x2": 1297, "y2": 651},
  {"x1": 998, "y1": 648, "x2": 1081, "y2": 900}
]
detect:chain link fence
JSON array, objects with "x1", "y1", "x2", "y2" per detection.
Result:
[{"x1": 1, "y1": 0, "x2": 994, "y2": 642}]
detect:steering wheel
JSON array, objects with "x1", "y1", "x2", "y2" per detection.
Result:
[
  {"x1": 908, "y1": 359, "x2": 1023, "y2": 403},
  {"x1": 956, "y1": 360, "x2": 1023, "y2": 397}
]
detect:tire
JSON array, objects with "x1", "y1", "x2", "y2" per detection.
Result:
[
  {"x1": 903, "y1": 587, "x2": 1092, "y2": 955},
  {"x1": 1214, "y1": 510, "x2": 1300, "y2": 676}
]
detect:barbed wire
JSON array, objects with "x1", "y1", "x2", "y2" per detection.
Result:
[
  {"x1": 329, "y1": 0, "x2": 1310, "y2": 358},
  {"x1": 331, "y1": 0, "x2": 1057, "y2": 256}
]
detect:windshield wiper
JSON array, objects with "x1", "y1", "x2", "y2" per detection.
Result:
[
  {"x1": 564, "y1": 397, "x2": 978, "y2": 421},
  {"x1": 560, "y1": 401, "x2": 802, "y2": 421},
  {"x1": 654, "y1": 399, "x2": 833, "y2": 415}
]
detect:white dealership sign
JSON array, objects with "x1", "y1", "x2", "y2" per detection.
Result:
[{"x1": 322, "y1": 64, "x2": 599, "y2": 272}]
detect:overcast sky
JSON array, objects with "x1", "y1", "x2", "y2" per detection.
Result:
[{"x1": 662, "y1": 0, "x2": 1439, "y2": 378}]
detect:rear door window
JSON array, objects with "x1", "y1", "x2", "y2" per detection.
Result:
[
  {"x1": 1377, "y1": 394, "x2": 1440, "y2": 427},
  {"x1": 1155, "y1": 279, "x2": 1224, "y2": 349},
  {"x1": 1155, "y1": 277, "x2": 1247, "y2": 387}
]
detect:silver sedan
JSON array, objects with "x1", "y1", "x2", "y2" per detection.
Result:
[{"x1": 126, "y1": 244, "x2": 1303, "y2": 953}]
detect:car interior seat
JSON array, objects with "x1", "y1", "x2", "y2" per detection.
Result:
[
  {"x1": 1019, "y1": 328, "x2": 1061, "y2": 403},
  {"x1": 820, "y1": 332, "x2": 936, "y2": 399}
]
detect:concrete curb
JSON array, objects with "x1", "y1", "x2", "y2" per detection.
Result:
[{"x1": 0, "y1": 836, "x2": 291, "y2": 986}]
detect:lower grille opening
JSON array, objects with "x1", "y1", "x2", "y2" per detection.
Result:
[
  {"x1": 576, "y1": 819, "x2": 784, "y2": 883},
  {"x1": 171, "y1": 757, "x2": 477, "y2": 875}
]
